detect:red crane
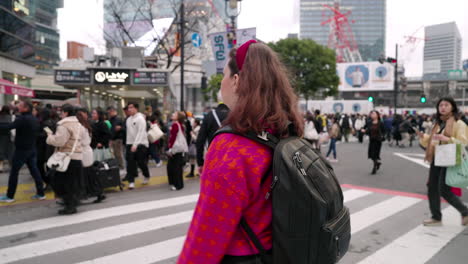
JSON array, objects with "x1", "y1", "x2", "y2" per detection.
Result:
[{"x1": 321, "y1": 1, "x2": 362, "y2": 63}]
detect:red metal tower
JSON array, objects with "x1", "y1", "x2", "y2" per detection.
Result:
[{"x1": 321, "y1": 0, "x2": 362, "y2": 63}]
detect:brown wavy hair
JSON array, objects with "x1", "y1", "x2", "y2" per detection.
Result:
[{"x1": 224, "y1": 43, "x2": 304, "y2": 137}]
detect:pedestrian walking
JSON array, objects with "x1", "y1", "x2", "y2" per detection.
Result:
[
  {"x1": 422, "y1": 116, "x2": 433, "y2": 134},
  {"x1": 326, "y1": 117, "x2": 340, "y2": 162},
  {"x1": 178, "y1": 40, "x2": 304, "y2": 263},
  {"x1": 107, "y1": 106, "x2": 125, "y2": 169},
  {"x1": 362, "y1": 111, "x2": 385, "y2": 174},
  {"x1": 0, "y1": 105, "x2": 14, "y2": 172},
  {"x1": 91, "y1": 108, "x2": 112, "y2": 161},
  {"x1": 195, "y1": 102, "x2": 229, "y2": 175},
  {"x1": 125, "y1": 102, "x2": 150, "y2": 189},
  {"x1": 45, "y1": 104, "x2": 86, "y2": 214},
  {"x1": 383, "y1": 114, "x2": 393, "y2": 142},
  {"x1": 77, "y1": 108, "x2": 105, "y2": 204},
  {"x1": 0, "y1": 101, "x2": 45, "y2": 203},
  {"x1": 186, "y1": 119, "x2": 200, "y2": 178},
  {"x1": 304, "y1": 112, "x2": 320, "y2": 149},
  {"x1": 418, "y1": 98, "x2": 468, "y2": 227},
  {"x1": 354, "y1": 114, "x2": 366, "y2": 143},
  {"x1": 36, "y1": 108, "x2": 57, "y2": 189},
  {"x1": 167, "y1": 111, "x2": 188, "y2": 190},
  {"x1": 340, "y1": 114, "x2": 352, "y2": 142},
  {"x1": 148, "y1": 114, "x2": 164, "y2": 168}
]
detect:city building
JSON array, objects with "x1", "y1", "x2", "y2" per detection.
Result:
[
  {"x1": 423, "y1": 22, "x2": 463, "y2": 80},
  {"x1": 67, "y1": 41, "x2": 92, "y2": 60},
  {"x1": 300, "y1": 0, "x2": 386, "y2": 62},
  {"x1": 0, "y1": 1, "x2": 36, "y2": 104},
  {"x1": 28, "y1": 0, "x2": 62, "y2": 74}
]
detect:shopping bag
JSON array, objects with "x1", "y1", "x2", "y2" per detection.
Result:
[
  {"x1": 446, "y1": 147, "x2": 468, "y2": 188},
  {"x1": 93, "y1": 148, "x2": 113, "y2": 162},
  {"x1": 434, "y1": 143, "x2": 461, "y2": 167}
]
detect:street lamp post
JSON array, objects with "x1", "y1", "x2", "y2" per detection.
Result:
[
  {"x1": 225, "y1": 0, "x2": 242, "y2": 46},
  {"x1": 180, "y1": 0, "x2": 185, "y2": 111},
  {"x1": 393, "y1": 44, "x2": 398, "y2": 115}
]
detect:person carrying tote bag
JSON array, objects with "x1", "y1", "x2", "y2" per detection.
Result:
[
  {"x1": 46, "y1": 104, "x2": 85, "y2": 215},
  {"x1": 418, "y1": 97, "x2": 468, "y2": 227},
  {"x1": 167, "y1": 111, "x2": 188, "y2": 191},
  {"x1": 91, "y1": 108, "x2": 112, "y2": 162}
]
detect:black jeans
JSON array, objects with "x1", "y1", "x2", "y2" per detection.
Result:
[
  {"x1": 7, "y1": 149, "x2": 44, "y2": 199},
  {"x1": 428, "y1": 163, "x2": 468, "y2": 221},
  {"x1": 125, "y1": 145, "x2": 150, "y2": 183},
  {"x1": 167, "y1": 153, "x2": 185, "y2": 190}
]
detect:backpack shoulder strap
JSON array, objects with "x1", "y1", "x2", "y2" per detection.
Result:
[{"x1": 213, "y1": 125, "x2": 279, "y2": 150}]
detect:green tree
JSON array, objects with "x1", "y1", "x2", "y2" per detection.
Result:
[
  {"x1": 202, "y1": 74, "x2": 223, "y2": 102},
  {"x1": 269, "y1": 38, "x2": 339, "y2": 103}
]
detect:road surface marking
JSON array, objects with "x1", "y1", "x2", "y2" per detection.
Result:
[
  {"x1": 0, "y1": 210, "x2": 195, "y2": 263},
  {"x1": 358, "y1": 206, "x2": 465, "y2": 264},
  {"x1": 351, "y1": 196, "x2": 421, "y2": 234},
  {"x1": 0, "y1": 194, "x2": 199, "y2": 239},
  {"x1": 75, "y1": 237, "x2": 187, "y2": 264}
]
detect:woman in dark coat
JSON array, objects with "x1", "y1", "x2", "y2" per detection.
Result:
[
  {"x1": 91, "y1": 108, "x2": 111, "y2": 161},
  {"x1": 362, "y1": 110, "x2": 385, "y2": 174},
  {"x1": 0, "y1": 106, "x2": 13, "y2": 172},
  {"x1": 36, "y1": 108, "x2": 57, "y2": 188}
]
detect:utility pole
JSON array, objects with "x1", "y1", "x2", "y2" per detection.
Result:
[
  {"x1": 394, "y1": 44, "x2": 398, "y2": 115},
  {"x1": 180, "y1": 0, "x2": 185, "y2": 111}
]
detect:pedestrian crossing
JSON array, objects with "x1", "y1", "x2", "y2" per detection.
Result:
[{"x1": 0, "y1": 185, "x2": 466, "y2": 264}]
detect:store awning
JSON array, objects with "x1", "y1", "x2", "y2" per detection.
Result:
[{"x1": 0, "y1": 78, "x2": 35, "y2": 98}]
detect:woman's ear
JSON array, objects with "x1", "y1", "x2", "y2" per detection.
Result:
[{"x1": 233, "y1": 73, "x2": 240, "y2": 91}]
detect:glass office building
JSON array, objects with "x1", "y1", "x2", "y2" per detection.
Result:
[{"x1": 300, "y1": 0, "x2": 386, "y2": 62}]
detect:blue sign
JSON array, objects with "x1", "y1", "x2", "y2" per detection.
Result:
[
  {"x1": 463, "y1": 59, "x2": 468, "y2": 71},
  {"x1": 192, "y1": 33, "x2": 202, "y2": 47}
]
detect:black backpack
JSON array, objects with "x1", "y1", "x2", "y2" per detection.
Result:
[{"x1": 214, "y1": 126, "x2": 351, "y2": 264}]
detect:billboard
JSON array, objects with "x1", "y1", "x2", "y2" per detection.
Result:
[
  {"x1": 300, "y1": 100, "x2": 374, "y2": 114},
  {"x1": 337, "y1": 62, "x2": 395, "y2": 91}
]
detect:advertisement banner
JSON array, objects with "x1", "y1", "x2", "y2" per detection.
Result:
[
  {"x1": 300, "y1": 100, "x2": 373, "y2": 114},
  {"x1": 337, "y1": 62, "x2": 395, "y2": 91},
  {"x1": 208, "y1": 28, "x2": 256, "y2": 74}
]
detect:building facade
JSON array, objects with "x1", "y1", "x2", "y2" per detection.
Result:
[
  {"x1": 423, "y1": 22, "x2": 462, "y2": 80},
  {"x1": 300, "y1": 0, "x2": 386, "y2": 62}
]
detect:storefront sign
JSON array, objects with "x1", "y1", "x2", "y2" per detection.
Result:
[
  {"x1": 133, "y1": 71, "x2": 168, "y2": 85},
  {"x1": 55, "y1": 70, "x2": 92, "y2": 84},
  {"x1": 93, "y1": 69, "x2": 130, "y2": 85},
  {"x1": 0, "y1": 83, "x2": 35, "y2": 98}
]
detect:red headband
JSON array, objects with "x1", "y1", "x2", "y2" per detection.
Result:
[{"x1": 236, "y1": 40, "x2": 257, "y2": 71}]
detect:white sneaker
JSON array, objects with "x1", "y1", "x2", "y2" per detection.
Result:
[
  {"x1": 0, "y1": 195, "x2": 14, "y2": 203},
  {"x1": 170, "y1": 185, "x2": 177, "y2": 191},
  {"x1": 129, "y1": 183, "x2": 135, "y2": 189},
  {"x1": 142, "y1": 178, "x2": 149, "y2": 185},
  {"x1": 156, "y1": 161, "x2": 163, "y2": 168}
]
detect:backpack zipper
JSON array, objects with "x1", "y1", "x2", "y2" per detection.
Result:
[{"x1": 293, "y1": 152, "x2": 327, "y2": 203}]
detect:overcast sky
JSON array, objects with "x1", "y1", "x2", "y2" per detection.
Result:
[{"x1": 58, "y1": 0, "x2": 468, "y2": 77}]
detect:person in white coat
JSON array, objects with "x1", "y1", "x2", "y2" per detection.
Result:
[{"x1": 354, "y1": 115, "x2": 366, "y2": 143}]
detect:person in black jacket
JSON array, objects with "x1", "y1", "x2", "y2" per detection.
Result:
[
  {"x1": 361, "y1": 110, "x2": 386, "y2": 175},
  {"x1": 36, "y1": 108, "x2": 57, "y2": 189},
  {"x1": 107, "y1": 106, "x2": 125, "y2": 169},
  {"x1": 0, "y1": 100, "x2": 45, "y2": 203},
  {"x1": 195, "y1": 103, "x2": 229, "y2": 174},
  {"x1": 91, "y1": 108, "x2": 111, "y2": 160}
]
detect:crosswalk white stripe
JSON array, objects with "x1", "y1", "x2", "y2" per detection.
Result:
[
  {"x1": 358, "y1": 206, "x2": 465, "y2": 264},
  {"x1": 73, "y1": 191, "x2": 409, "y2": 264},
  {"x1": 343, "y1": 189, "x2": 372, "y2": 203},
  {"x1": 0, "y1": 194, "x2": 199, "y2": 239},
  {"x1": 0, "y1": 210, "x2": 194, "y2": 263},
  {"x1": 75, "y1": 237, "x2": 187, "y2": 264},
  {"x1": 351, "y1": 196, "x2": 421, "y2": 234}
]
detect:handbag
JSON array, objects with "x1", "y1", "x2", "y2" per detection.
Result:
[
  {"x1": 93, "y1": 148, "x2": 113, "y2": 162},
  {"x1": 148, "y1": 123, "x2": 164, "y2": 143},
  {"x1": 304, "y1": 121, "x2": 319, "y2": 140},
  {"x1": 171, "y1": 122, "x2": 189, "y2": 154},
  {"x1": 47, "y1": 133, "x2": 80, "y2": 172},
  {"x1": 434, "y1": 143, "x2": 462, "y2": 167},
  {"x1": 446, "y1": 147, "x2": 468, "y2": 188}
]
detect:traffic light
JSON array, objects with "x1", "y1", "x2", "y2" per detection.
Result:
[
  {"x1": 386, "y1": 57, "x2": 397, "y2": 64},
  {"x1": 368, "y1": 96, "x2": 374, "y2": 102},
  {"x1": 378, "y1": 56, "x2": 397, "y2": 64},
  {"x1": 420, "y1": 94, "x2": 427, "y2": 103}
]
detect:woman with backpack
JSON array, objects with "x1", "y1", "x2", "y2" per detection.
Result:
[
  {"x1": 361, "y1": 110, "x2": 385, "y2": 174},
  {"x1": 178, "y1": 40, "x2": 304, "y2": 263},
  {"x1": 418, "y1": 97, "x2": 468, "y2": 226},
  {"x1": 326, "y1": 117, "x2": 340, "y2": 162}
]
